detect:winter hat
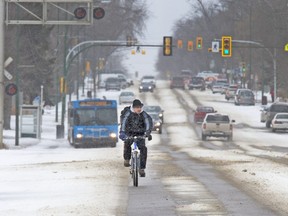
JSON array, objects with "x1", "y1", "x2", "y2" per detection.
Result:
[{"x1": 132, "y1": 99, "x2": 143, "y2": 107}]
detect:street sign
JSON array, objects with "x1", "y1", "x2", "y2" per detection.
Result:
[
  {"x1": 4, "y1": 57, "x2": 13, "y2": 80},
  {"x1": 4, "y1": 69, "x2": 13, "y2": 80},
  {"x1": 212, "y1": 41, "x2": 219, "y2": 53},
  {"x1": 285, "y1": 43, "x2": 288, "y2": 51}
]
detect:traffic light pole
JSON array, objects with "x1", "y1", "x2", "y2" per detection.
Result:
[
  {"x1": 232, "y1": 40, "x2": 277, "y2": 101},
  {"x1": 214, "y1": 38, "x2": 277, "y2": 100}
]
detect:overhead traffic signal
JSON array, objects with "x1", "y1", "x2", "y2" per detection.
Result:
[
  {"x1": 177, "y1": 40, "x2": 183, "y2": 48},
  {"x1": 187, "y1": 41, "x2": 193, "y2": 51},
  {"x1": 196, "y1": 37, "x2": 203, "y2": 49},
  {"x1": 222, "y1": 36, "x2": 232, "y2": 57},
  {"x1": 163, "y1": 36, "x2": 172, "y2": 56},
  {"x1": 242, "y1": 62, "x2": 246, "y2": 72}
]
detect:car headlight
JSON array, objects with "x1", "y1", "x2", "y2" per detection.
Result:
[
  {"x1": 149, "y1": 86, "x2": 152, "y2": 89},
  {"x1": 155, "y1": 122, "x2": 161, "y2": 126},
  {"x1": 76, "y1": 133, "x2": 83, "y2": 139},
  {"x1": 159, "y1": 113, "x2": 163, "y2": 117},
  {"x1": 139, "y1": 86, "x2": 143, "y2": 89},
  {"x1": 109, "y1": 133, "x2": 117, "y2": 138}
]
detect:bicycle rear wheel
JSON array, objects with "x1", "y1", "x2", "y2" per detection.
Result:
[{"x1": 132, "y1": 152, "x2": 138, "y2": 187}]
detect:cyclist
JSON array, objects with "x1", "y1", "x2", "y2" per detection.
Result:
[{"x1": 119, "y1": 99, "x2": 153, "y2": 177}]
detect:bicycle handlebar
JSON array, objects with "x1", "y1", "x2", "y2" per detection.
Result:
[{"x1": 125, "y1": 135, "x2": 147, "y2": 140}]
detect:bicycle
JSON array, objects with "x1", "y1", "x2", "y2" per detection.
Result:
[{"x1": 126, "y1": 135, "x2": 146, "y2": 187}]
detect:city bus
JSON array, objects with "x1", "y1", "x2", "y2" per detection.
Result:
[{"x1": 67, "y1": 99, "x2": 118, "y2": 148}]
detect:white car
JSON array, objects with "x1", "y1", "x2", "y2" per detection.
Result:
[
  {"x1": 119, "y1": 91, "x2": 135, "y2": 105},
  {"x1": 271, "y1": 113, "x2": 288, "y2": 132}
]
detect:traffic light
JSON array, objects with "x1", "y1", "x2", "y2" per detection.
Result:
[
  {"x1": 85, "y1": 61, "x2": 91, "y2": 73},
  {"x1": 60, "y1": 77, "x2": 66, "y2": 94},
  {"x1": 177, "y1": 40, "x2": 183, "y2": 48},
  {"x1": 242, "y1": 62, "x2": 246, "y2": 72},
  {"x1": 196, "y1": 37, "x2": 203, "y2": 49},
  {"x1": 222, "y1": 36, "x2": 232, "y2": 57},
  {"x1": 126, "y1": 36, "x2": 133, "y2": 47},
  {"x1": 163, "y1": 36, "x2": 173, "y2": 56},
  {"x1": 187, "y1": 41, "x2": 193, "y2": 51}
]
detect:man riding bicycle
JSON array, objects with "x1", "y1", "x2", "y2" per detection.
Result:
[{"x1": 119, "y1": 99, "x2": 153, "y2": 177}]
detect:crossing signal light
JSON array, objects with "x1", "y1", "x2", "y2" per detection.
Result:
[
  {"x1": 222, "y1": 36, "x2": 232, "y2": 57},
  {"x1": 187, "y1": 41, "x2": 193, "y2": 51},
  {"x1": 163, "y1": 36, "x2": 172, "y2": 56},
  {"x1": 177, "y1": 40, "x2": 183, "y2": 48},
  {"x1": 93, "y1": 7, "x2": 105, "y2": 20},
  {"x1": 74, "y1": 7, "x2": 87, "y2": 19},
  {"x1": 196, "y1": 37, "x2": 203, "y2": 49}
]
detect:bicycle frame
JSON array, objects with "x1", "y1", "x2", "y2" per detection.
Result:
[{"x1": 127, "y1": 136, "x2": 146, "y2": 187}]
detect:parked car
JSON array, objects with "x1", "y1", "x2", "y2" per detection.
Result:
[
  {"x1": 141, "y1": 75, "x2": 156, "y2": 88},
  {"x1": 265, "y1": 102, "x2": 288, "y2": 128},
  {"x1": 150, "y1": 113, "x2": 163, "y2": 134},
  {"x1": 271, "y1": 113, "x2": 288, "y2": 132},
  {"x1": 194, "y1": 106, "x2": 216, "y2": 123},
  {"x1": 188, "y1": 77, "x2": 205, "y2": 90},
  {"x1": 139, "y1": 81, "x2": 154, "y2": 93},
  {"x1": 234, "y1": 89, "x2": 255, "y2": 106},
  {"x1": 143, "y1": 105, "x2": 164, "y2": 123},
  {"x1": 225, "y1": 84, "x2": 239, "y2": 101},
  {"x1": 170, "y1": 76, "x2": 185, "y2": 89},
  {"x1": 105, "y1": 77, "x2": 121, "y2": 91},
  {"x1": 119, "y1": 91, "x2": 135, "y2": 105},
  {"x1": 201, "y1": 113, "x2": 235, "y2": 141}
]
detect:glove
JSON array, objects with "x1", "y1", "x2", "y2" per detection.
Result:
[
  {"x1": 148, "y1": 134, "x2": 152, "y2": 141},
  {"x1": 119, "y1": 131, "x2": 127, "y2": 141},
  {"x1": 145, "y1": 131, "x2": 152, "y2": 141}
]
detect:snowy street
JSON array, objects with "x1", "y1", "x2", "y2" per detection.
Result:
[{"x1": 1, "y1": 80, "x2": 288, "y2": 215}]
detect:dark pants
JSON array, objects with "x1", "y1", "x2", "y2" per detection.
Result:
[{"x1": 123, "y1": 138, "x2": 147, "y2": 169}]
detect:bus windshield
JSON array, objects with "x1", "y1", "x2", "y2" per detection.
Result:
[{"x1": 75, "y1": 108, "x2": 117, "y2": 126}]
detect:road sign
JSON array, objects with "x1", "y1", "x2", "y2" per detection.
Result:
[
  {"x1": 4, "y1": 69, "x2": 13, "y2": 80},
  {"x1": 285, "y1": 43, "x2": 288, "y2": 51},
  {"x1": 212, "y1": 41, "x2": 219, "y2": 53},
  {"x1": 4, "y1": 57, "x2": 13, "y2": 80}
]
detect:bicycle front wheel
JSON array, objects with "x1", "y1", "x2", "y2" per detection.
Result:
[{"x1": 132, "y1": 152, "x2": 138, "y2": 187}]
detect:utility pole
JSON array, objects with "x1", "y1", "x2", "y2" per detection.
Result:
[{"x1": 0, "y1": 0, "x2": 5, "y2": 149}]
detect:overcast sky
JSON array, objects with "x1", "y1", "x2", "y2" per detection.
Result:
[
  {"x1": 123, "y1": 0, "x2": 191, "y2": 78},
  {"x1": 123, "y1": 0, "x2": 219, "y2": 78}
]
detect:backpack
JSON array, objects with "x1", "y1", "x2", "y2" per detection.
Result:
[{"x1": 120, "y1": 106, "x2": 131, "y2": 125}]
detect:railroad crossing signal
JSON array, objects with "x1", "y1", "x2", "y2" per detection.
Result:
[{"x1": 221, "y1": 36, "x2": 232, "y2": 57}]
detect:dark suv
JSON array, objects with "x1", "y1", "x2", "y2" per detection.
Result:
[
  {"x1": 170, "y1": 76, "x2": 185, "y2": 89},
  {"x1": 105, "y1": 77, "x2": 121, "y2": 91},
  {"x1": 265, "y1": 102, "x2": 288, "y2": 128}
]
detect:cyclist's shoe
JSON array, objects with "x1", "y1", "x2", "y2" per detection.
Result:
[
  {"x1": 139, "y1": 169, "x2": 145, "y2": 177},
  {"x1": 124, "y1": 160, "x2": 130, "y2": 167}
]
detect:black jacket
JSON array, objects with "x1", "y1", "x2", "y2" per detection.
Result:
[{"x1": 120, "y1": 106, "x2": 153, "y2": 136}]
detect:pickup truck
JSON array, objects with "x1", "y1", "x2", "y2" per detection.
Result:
[{"x1": 201, "y1": 113, "x2": 235, "y2": 141}]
